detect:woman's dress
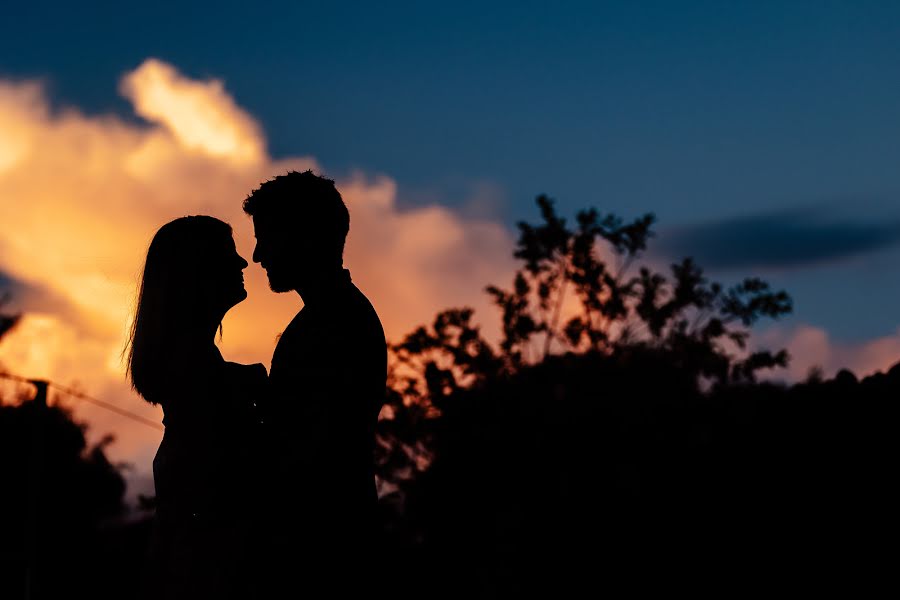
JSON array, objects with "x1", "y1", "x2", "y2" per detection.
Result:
[{"x1": 144, "y1": 345, "x2": 267, "y2": 599}]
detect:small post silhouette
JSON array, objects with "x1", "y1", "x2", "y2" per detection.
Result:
[{"x1": 25, "y1": 379, "x2": 48, "y2": 600}]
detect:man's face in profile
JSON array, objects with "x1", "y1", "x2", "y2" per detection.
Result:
[{"x1": 252, "y1": 215, "x2": 299, "y2": 293}]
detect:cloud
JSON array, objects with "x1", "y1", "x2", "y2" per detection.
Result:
[
  {"x1": 0, "y1": 58, "x2": 515, "y2": 502},
  {"x1": 755, "y1": 324, "x2": 900, "y2": 382},
  {"x1": 119, "y1": 58, "x2": 265, "y2": 166},
  {"x1": 0, "y1": 80, "x2": 52, "y2": 175},
  {"x1": 656, "y1": 210, "x2": 900, "y2": 270},
  {"x1": 0, "y1": 269, "x2": 94, "y2": 330}
]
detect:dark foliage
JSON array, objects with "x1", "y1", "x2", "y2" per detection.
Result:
[
  {"x1": 376, "y1": 197, "x2": 794, "y2": 497},
  {"x1": 374, "y1": 198, "x2": 889, "y2": 596},
  {"x1": 383, "y1": 353, "x2": 894, "y2": 596},
  {"x1": 1, "y1": 198, "x2": 893, "y2": 597},
  {"x1": 0, "y1": 386, "x2": 149, "y2": 600}
]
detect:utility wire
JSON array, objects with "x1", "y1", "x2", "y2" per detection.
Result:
[{"x1": 0, "y1": 372, "x2": 163, "y2": 431}]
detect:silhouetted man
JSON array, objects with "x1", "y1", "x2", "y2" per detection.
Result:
[{"x1": 243, "y1": 171, "x2": 387, "y2": 596}]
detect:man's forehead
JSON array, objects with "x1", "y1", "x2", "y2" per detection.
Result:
[
  {"x1": 252, "y1": 213, "x2": 277, "y2": 232},
  {"x1": 252, "y1": 213, "x2": 310, "y2": 233}
]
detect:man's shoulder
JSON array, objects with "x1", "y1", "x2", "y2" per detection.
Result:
[
  {"x1": 342, "y1": 285, "x2": 387, "y2": 350},
  {"x1": 346, "y1": 283, "x2": 384, "y2": 323},
  {"x1": 273, "y1": 285, "x2": 384, "y2": 351}
]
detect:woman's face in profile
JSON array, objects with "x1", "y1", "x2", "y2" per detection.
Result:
[{"x1": 200, "y1": 234, "x2": 249, "y2": 315}]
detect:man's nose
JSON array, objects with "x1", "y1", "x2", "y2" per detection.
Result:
[{"x1": 252, "y1": 244, "x2": 261, "y2": 264}]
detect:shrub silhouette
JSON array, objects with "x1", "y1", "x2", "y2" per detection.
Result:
[
  {"x1": 1, "y1": 309, "x2": 146, "y2": 600},
  {"x1": 377, "y1": 196, "x2": 793, "y2": 498},
  {"x1": 375, "y1": 197, "x2": 887, "y2": 597}
]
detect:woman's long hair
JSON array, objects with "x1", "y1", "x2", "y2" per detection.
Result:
[{"x1": 126, "y1": 216, "x2": 234, "y2": 404}]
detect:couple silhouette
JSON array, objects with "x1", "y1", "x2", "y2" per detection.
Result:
[{"x1": 126, "y1": 171, "x2": 387, "y2": 598}]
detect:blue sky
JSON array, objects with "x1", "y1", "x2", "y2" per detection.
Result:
[{"x1": 3, "y1": 0, "x2": 900, "y2": 342}]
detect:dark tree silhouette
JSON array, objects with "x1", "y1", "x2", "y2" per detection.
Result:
[
  {"x1": 377, "y1": 197, "x2": 793, "y2": 491},
  {"x1": 0, "y1": 387, "x2": 139, "y2": 599},
  {"x1": 373, "y1": 197, "x2": 887, "y2": 597},
  {"x1": 1, "y1": 308, "x2": 144, "y2": 600}
]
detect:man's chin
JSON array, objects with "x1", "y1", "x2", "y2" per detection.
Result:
[{"x1": 267, "y1": 277, "x2": 294, "y2": 293}]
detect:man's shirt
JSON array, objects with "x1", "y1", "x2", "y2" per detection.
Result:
[{"x1": 265, "y1": 269, "x2": 387, "y2": 538}]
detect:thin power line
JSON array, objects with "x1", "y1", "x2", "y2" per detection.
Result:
[
  {"x1": 0, "y1": 372, "x2": 163, "y2": 431},
  {"x1": 50, "y1": 382, "x2": 164, "y2": 431}
]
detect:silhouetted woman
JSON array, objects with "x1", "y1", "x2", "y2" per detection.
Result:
[{"x1": 126, "y1": 216, "x2": 266, "y2": 599}]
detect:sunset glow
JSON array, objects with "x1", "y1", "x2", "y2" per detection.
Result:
[
  {"x1": 1, "y1": 58, "x2": 897, "y2": 501},
  {"x1": 0, "y1": 59, "x2": 515, "y2": 498}
]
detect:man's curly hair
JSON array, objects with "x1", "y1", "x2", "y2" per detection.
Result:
[{"x1": 243, "y1": 170, "x2": 350, "y2": 258}]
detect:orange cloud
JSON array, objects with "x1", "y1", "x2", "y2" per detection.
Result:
[
  {"x1": 0, "y1": 81, "x2": 45, "y2": 173},
  {"x1": 0, "y1": 58, "x2": 515, "y2": 501},
  {"x1": 120, "y1": 58, "x2": 265, "y2": 166},
  {"x1": 756, "y1": 325, "x2": 900, "y2": 382}
]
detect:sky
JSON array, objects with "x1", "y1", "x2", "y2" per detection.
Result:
[{"x1": 2, "y1": 0, "x2": 900, "y2": 500}]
